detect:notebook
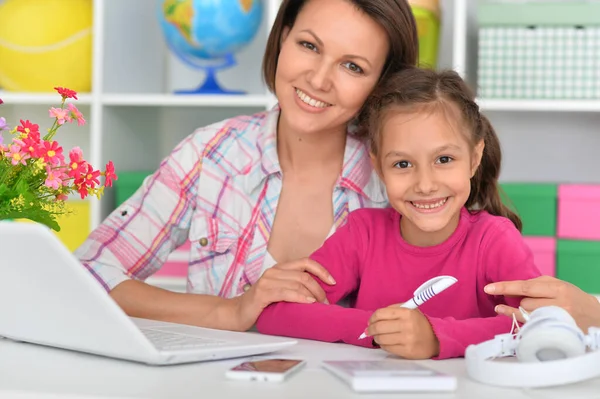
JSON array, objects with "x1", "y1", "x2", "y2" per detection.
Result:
[{"x1": 322, "y1": 360, "x2": 458, "y2": 392}]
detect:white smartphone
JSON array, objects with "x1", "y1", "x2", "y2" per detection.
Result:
[
  {"x1": 322, "y1": 360, "x2": 457, "y2": 393},
  {"x1": 225, "y1": 358, "x2": 306, "y2": 383}
]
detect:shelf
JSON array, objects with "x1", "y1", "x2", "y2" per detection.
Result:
[
  {"x1": 0, "y1": 92, "x2": 274, "y2": 108},
  {"x1": 477, "y1": 99, "x2": 600, "y2": 113},
  {"x1": 101, "y1": 94, "x2": 272, "y2": 108},
  {"x1": 0, "y1": 92, "x2": 93, "y2": 105}
]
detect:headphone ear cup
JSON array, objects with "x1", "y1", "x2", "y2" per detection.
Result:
[
  {"x1": 516, "y1": 306, "x2": 586, "y2": 363},
  {"x1": 516, "y1": 325, "x2": 586, "y2": 362}
]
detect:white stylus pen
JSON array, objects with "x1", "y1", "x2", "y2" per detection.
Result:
[{"x1": 358, "y1": 275, "x2": 458, "y2": 339}]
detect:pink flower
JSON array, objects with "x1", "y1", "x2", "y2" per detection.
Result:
[
  {"x1": 17, "y1": 120, "x2": 40, "y2": 136},
  {"x1": 6, "y1": 145, "x2": 29, "y2": 166},
  {"x1": 81, "y1": 163, "x2": 101, "y2": 188},
  {"x1": 67, "y1": 103, "x2": 86, "y2": 126},
  {"x1": 103, "y1": 161, "x2": 117, "y2": 188},
  {"x1": 69, "y1": 146, "x2": 84, "y2": 163},
  {"x1": 68, "y1": 147, "x2": 86, "y2": 179},
  {"x1": 75, "y1": 180, "x2": 89, "y2": 199},
  {"x1": 39, "y1": 140, "x2": 64, "y2": 166},
  {"x1": 44, "y1": 165, "x2": 63, "y2": 190},
  {"x1": 49, "y1": 107, "x2": 70, "y2": 125},
  {"x1": 75, "y1": 163, "x2": 101, "y2": 199},
  {"x1": 20, "y1": 131, "x2": 42, "y2": 158},
  {"x1": 54, "y1": 87, "x2": 78, "y2": 100}
]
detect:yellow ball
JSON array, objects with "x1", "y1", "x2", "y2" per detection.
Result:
[{"x1": 0, "y1": 0, "x2": 93, "y2": 92}]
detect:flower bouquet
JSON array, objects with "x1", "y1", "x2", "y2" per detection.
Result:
[{"x1": 0, "y1": 87, "x2": 117, "y2": 232}]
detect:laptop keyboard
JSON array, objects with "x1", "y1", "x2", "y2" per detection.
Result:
[{"x1": 141, "y1": 328, "x2": 229, "y2": 351}]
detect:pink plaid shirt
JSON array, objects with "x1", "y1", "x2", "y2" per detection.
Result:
[{"x1": 75, "y1": 107, "x2": 388, "y2": 298}]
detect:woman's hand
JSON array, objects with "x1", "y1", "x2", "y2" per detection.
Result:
[
  {"x1": 233, "y1": 258, "x2": 336, "y2": 330},
  {"x1": 366, "y1": 305, "x2": 439, "y2": 359},
  {"x1": 485, "y1": 276, "x2": 600, "y2": 333}
]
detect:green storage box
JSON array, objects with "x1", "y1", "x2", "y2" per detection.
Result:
[
  {"x1": 557, "y1": 239, "x2": 600, "y2": 294},
  {"x1": 114, "y1": 171, "x2": 152, "y2": 207},
  {"x1": 477, "y1": 1, "x2": 600, "y2": 100},
  {"x1": 500, "y1": 183, "x2": 557, "y2": 236}
]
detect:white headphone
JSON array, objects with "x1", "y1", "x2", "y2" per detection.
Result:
[{"x1": 465, "y1": 306, "x2": 600, "y2": 388}]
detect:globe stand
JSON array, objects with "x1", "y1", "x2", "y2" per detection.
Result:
[{"x1": 174, "y1": 53, "x2": 245, "y2": 95}]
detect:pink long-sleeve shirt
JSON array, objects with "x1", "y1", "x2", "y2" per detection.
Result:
[{"x1": 256, "y1": 207, "x2": 542, "y2": 359}]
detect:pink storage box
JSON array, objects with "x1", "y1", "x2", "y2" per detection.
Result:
[
  {"x1": 154, "y1": 241, "x2": 191, "y2": 277},
  {"x1": 523, "y1": 236, "x2": 556, "y2": 277},
  {"x1": 557, "y1": 185, "x2": 600, "y2": 240}
]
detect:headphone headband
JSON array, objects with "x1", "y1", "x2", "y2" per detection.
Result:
[{"x1": 465, "y1": 307, "x2": 600, "y2": 388}]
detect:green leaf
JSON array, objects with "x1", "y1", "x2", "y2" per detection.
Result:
[{"x1": 0, "y1": 209, "x2": 61, "y2": 232}]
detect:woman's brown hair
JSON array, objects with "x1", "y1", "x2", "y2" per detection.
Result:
[
  {"x1": 362, "y1": 67, "x2": 522, "y2": 231},
  {"x1": 262, "y1": 0, "x2": 419, "y2": 101}
]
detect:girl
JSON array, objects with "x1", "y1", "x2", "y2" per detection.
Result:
[
  {"x1": 74, "y1": 0, "x2": 418, "y2": 332},
  {"x1": 256, "y1": 68, "x2": 542, "y2": 360}
]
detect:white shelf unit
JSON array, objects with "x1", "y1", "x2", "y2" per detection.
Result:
[
  {"x1": 452, "y1": 0, "x2": 599, "y2": 185},
  {"x1": 90, "y1": 0, "x2": 280, "y2": 229}
]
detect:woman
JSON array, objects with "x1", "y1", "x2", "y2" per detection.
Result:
[{"x1": 75, "y1": 0, "x2": 418, "y2": 332}]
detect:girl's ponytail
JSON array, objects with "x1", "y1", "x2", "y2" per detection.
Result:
[{"x1": 466, "y1": 115, "x2": 522, "y2": 231}]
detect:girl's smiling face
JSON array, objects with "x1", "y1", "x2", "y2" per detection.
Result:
[{"x1": 374, "y1": 105, "x2": 484, "y2": 247}]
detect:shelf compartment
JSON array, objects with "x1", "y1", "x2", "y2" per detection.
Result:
[{"x1": 0, "y1": 92, "x2": 93, "y2": 105}]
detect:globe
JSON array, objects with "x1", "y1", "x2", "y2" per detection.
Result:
[{"x1": 158, "y1": 0, "x2": 263, "y2": 95}]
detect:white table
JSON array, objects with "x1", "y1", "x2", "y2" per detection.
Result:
[{"x1": 0, "y1": 336, "x2": 599, "y2": 399}]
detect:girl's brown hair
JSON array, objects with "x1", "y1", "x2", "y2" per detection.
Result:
[
  {"x1": 262, "y1": 0, "x2": 419, "y2": 135},
  {"x1": 362, "y1": 67, "x2": 522, "y2": 231}
]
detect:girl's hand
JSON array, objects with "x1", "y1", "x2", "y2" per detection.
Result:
[
  {"x1": 367, "y1": 305, "x2": 439, "y2": 359},
  {"x1": 233, "y1": 258, "x2": 336, "y2": 330}
]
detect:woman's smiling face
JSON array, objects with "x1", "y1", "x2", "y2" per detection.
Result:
[{"x1": 275, "y1": 0, "x2": 389, "y2": 136}]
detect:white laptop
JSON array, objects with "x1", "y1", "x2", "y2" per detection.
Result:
[{"x1": 0, "y1": 222, "x2": 296, "y2": 365}]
